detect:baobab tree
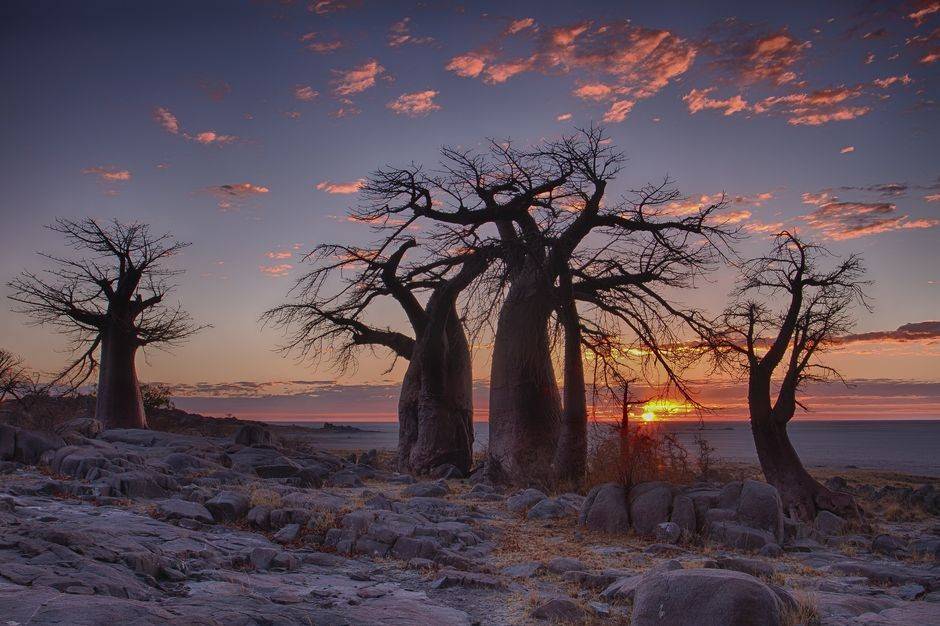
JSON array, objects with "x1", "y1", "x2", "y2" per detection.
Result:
[
  {"x1": 0, "y1": 350, "x2": 28, "y2": 404},
  {"x1": 355, "y1": 126, "x2": 737, "y2": 485},
  {"x1": 713, "y1": 232, "x2": 867, "y2": 521},
  {"x1": 9, "y1": 218, "x2": 201, "y2": 429},
  {"x1": 264, "y1": 236, "x2": 497, "y2": 475}
]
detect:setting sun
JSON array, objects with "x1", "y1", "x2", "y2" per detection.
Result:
[{"x1": 641, "y1": 411, "x2": 657, "y2": 422}]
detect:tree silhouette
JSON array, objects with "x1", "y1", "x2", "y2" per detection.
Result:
[
  {"x1": 713, "y1": 231, "x2": 867, "y2": 521},
  {"x1": 9, "y1": 218, "x2": 202, "y2": 429},
  {"x1": 264, "y1": 235, "x2": 498, "y2": 475},
  {"x1": 353, "y1": 126, "x2": 737, "y2": 485}
]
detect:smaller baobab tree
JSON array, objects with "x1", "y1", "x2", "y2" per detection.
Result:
[
  {"x1": 713, "y1": 231, "x2": 868, "y2": 521},
  {"x1": 0, "y1": 349, "x2": 30, "y2": 404},
  {"x1": 264, "y1": 235, "x2": 497, "y2": 476},
  {"x1": 9, "y1": 218, "x2": 202, "y2": 429}
]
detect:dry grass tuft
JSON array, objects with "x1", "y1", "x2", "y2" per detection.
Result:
[{"x1": 782, "y1": 590, "x2": 821, "y2": 626}]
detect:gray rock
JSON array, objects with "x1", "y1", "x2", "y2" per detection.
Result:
[
  {"x1": 0, "y1": 425, "x2": 66, "y2": 465},
  {"x1": 273, "y1": 523, "x2": 300, "y2": 544},
  {"x1": 429, "y1": 463, "x2": 463, "y2": 479},
  {"x1": 501, "y1": 561, "x2": 545, "y2": 578},
  {"x1": 670, "y1": 494, "x2": 696, "y2": 534},
  {"x1": 526, "y1": 497, "x2": 575, "y2": 520},
  {"x1": 710, "y1": 521, "x2": 776, "y2": 551},
  {"x1": 712, "y1": 556, "x2": 775, "y2": 579},
  {"x1": 54, "y1": 417, "x2": 103, "y2": 439},
  {"x1": 391, "y1": 536, "x2": 439, "y2": 560},
  {"x1": 205, "y1": 491, "x2": 250, "y2": 522},
  {"x1": 655, "y1": 521, "x2": 682, "y2": 544},
  {"x1": 631, "y1": 568, "x2": 793, "y2": 626},
  {"x1": 601, "y1": 573, "x2": 645, "y2": 601},
  {"x1": 233, "y1": 423, "x2": 275, "y2": 447},
  {"x1": 579, "y1": 483, "x2": 629, "y2": 534},
  {"x1": 156, "y1": 498, "x2": 214, "y2": 524},
  {"x1": 430, "y1": 569, "x2": 505, "y2": 590},
  {"x1": 872, "y1": 533, "x2": 906, "y2": 556},
  {"x1": 326, "y1": 469, "x2": 364, "y2": 487},
  {"x1": 736, "y1": 480, "x2": 784, "y2": 542},
  {"x1": 546, "y1": 556, "x2": 586, "y2": 574},
  {"x1": 506, "y1": 488, "x2": 547, "y2": 514},
  {"x1": 530, "y1": 596, "x2": 584, "y2": 622},
  {"x1": 629, "y1": 481, "x2": 674, "y2": 535},
  {"x1": 718, "y1": 481, "x2": 744, "y2": 508},
  {"x1": 249, "y1": 546, "x2": 278, "y2": 570},
  {"x1": 898, "y1": 583, "x2": 925, "y2": 600},
  {"x1": 401, "y1": 481, "x2": 448, "y2": 498},
  {"x1": 909, "y1": 537, "x2": 940, "y2": 560},
  {"x1": 759, "y1": 543, "x2": 784, "y2": 558},
  {"x1": 814, "y1": 510, "x2": 846, "y2": 536},
  {"x1": 108, "y1": 470, "x2": 174, "y2": 499}
]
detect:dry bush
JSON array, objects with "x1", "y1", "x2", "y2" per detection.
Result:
[
  {"x1": 247, "y1": 486, "x2": 283, "y2": 508},
  {"x1": 586, "y1": 421, "x2": 702, "y2": 489},
  {"x1": 782, "y1": 590, "x2": 821, "y2": 626}
]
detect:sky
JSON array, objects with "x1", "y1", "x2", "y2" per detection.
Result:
[{"x1": 0, "y1": 0, "x2": 938, "y2": 422}]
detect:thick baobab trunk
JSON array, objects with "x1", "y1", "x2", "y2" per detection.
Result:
[
  {"x1": 397, "y1": 305, "x2": 474, "y2": 475},
  {"x1": 487, "y1": 272, "x2": 562, "y2": 486},
  {"x1": 95, "y1": 329, "x2": 147, "y2": 429},
  {"x1": 553, "y1": 275, "x2": 587, "y2": 486},
  {"x1": 749, "y1": 378, "x2": 858, "y2": 521}
]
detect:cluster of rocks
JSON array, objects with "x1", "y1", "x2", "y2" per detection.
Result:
[{"x1": 0, "y1": 418, "x2": 938, "y2": 625}]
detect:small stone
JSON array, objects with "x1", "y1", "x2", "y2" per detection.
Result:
[
  {"x1": 273, "y1": 523, "x2": 301, "y2": 544},
  {"x1": 898, "y1": 583, "x2": 925, "y2": 601},
  {"x1": 506, "y1": 488, "x2": 547, "y2": 514},
  {"x1": 250, "y1": 547, "x2": 278, "y2": 570},
  {"x1": 402, "y1": 481, "x2": 448, "y2": 498},
  {"x1": 655, "y1": 521, "x2": 682, "y2": 544},
  {"x1": 547, "y1": 556, "x2": 586, "y2": 574},
  {"x1": 758, "y1": 543, "x2": 783, "y2": 558},
  {"x1": 530, "y1": 596, "x2": 584, "y2": 622}
]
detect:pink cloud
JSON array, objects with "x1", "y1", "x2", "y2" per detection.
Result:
[
  {"x1": 908, "y1": 1, "x2": 940, "y2": 25},
  {"x1": 505, "y1": 17, "x2": 535, "y2": 36},
  {"x1": 925, "y1": 194, "x2": 940, "y2": 202},
  {"x1": 294, "y1": 85, "x2": 319, "y2": 101},
  {"x1": 801, "y1": 191, "x2": 939, "y2": 239},
  {"x1": 153, "y1": 106, "x2": 181, "y2": 134},
  {"x1": 841, "y1": 146, "x2": 855, "y2": 154},
  {"x1": 445, "y1": 54, "x2": 487, "y2": 78},
  {"x1": 82, "y1": 166, "x2": 131, "y2": 182},
  {"x1": 203, "y1": 182, "x2": 270, "y2": 211},
  {"x1": 445, "y1": 20, "x2": 695, "y2": 121},
  {"x1": 265, "y1": 250, "x2": 293, "y2": 260},
  {"x1": 192, "y1": 131, "x2": 238, "y2": 145},
  {"x1": 300, "y1": 32, "x2": 343, "y2": 54},
  {"x1": 704, "y1": 24, "x2": 810, "y2": 87},
  {"x1": 386, "y1": 90, "x2": 440, "y2": 117},
  {"x1": 197, "y1": 78, "x2": 231, "y2": 102},
  {"x1": 556, "y1": 112, "x2": 572, "y2": 121},
  {"x1": 309, "y1": 0, "x2": 359, "y2": 15},
  {"x1": 316, "y1": 179, "x2": 364, "y2": 194},
  {"x1": 683, "y1": 88, "x2": 748, "y2": 116},
  {"x1": 332, "y1": 59, "x2": 385, "y2": 96},
  {"x1": 387, "y1": 17, "x2": 433, "y2": 47},
  {"x1": 260, "y1": 264, "x2": 293, "y2": 277}
]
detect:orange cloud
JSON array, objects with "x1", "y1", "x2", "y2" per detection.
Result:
[
  {"x1": 445, "y1": 20, "x2": 695, "y2": 122},
  {"x1": 152, "y1": 106, "x2": 239, "y2": 145},
  {"x1": 556, "y1": 112, "x2": 572, "y2": 121},
  {"x1": 204, "y1": 182, "x2": 270, "y2": 211},
  {"x1": 908, "y1": 1, "x2": 940, "y2": 25},
  {"x1": 152, "y1": 106, "x2": 181, "y2": 134},
  {"x1": 259, "y1": 264, "x2": 293, "y2": 277},
  {"x1": 704, "y1": 24, "x2": 809, "y2": 87},
  {"x1": 836, "y1": 321, "x2": 940, "y2": 345},
  {"x1": 446, "y1": 53, "x2": 487, "y2": 78},
  {"x1": 841, "y1": 146, "x2": 855, "y2": 154},
  {"x1": 265, "y1": 250, "x2": 293, "y2": 260},
  {"x1": 683, "y1": 88, "x2": 748, "y2": 116},
  {"x1": 82, "y1": 166, "x2": 131, "y2": 182},
  {"x1": 505, "y1": 17, "x2": 535, "y2": 36},
  {"x1": 300, "y1": 32, "x2": 343, "y2": 54},
  {"x1": 388, "y1": 17, "x2": 433, "y2": 47},
  {"x1": 801, "y1": 191, "x2": 939, "y2": 239},
  {"x1": 316, "y1": 179, "x2": 364, "y2": 194},
  {"x1": 386, "y1": 90, "x2": 440, "y2": 117},
  {"x1": 294, "y1": 85, "x2": 319, "y2": 101},
  {"x1": 332, "y1": 59, "x2": 385, "y2": 96}
]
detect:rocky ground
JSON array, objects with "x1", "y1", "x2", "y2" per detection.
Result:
[{"x1": 0, "y1": 417, "x2": 938, "y2": 625}]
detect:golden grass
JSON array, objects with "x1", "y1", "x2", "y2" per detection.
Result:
[{"x1": 782, "y1": 590, "x2": 821, "y2": 626}]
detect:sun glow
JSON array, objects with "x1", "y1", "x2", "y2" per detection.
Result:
[{"x1": 641, "y1": 411, "x2": 656, "y2": 422}]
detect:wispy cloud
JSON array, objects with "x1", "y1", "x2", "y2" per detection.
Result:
[
  {"x1": 82, "y1": 166, "x2": 131, "y2": 182},
  {"x1": 446, "y1": 20, "x2": 695, "y2": 122},
  {"x1": 259, "y1": 264, "x2": 293, "y2": 277},
  {"x1": 203, "y1": 182, "x2": 270, "y2": 211},
  {"x1": 316, "y1": 179, "x2": 364, "y2": 194},
  {"x1": 801, "y1": 190, "x2": 938, "y2": 239},
  {"x1": 387, "y1": 17, "x2": 433, "y2": 47},
  {"x1": 841, "y1": 146, "x2": 855, "y2": 154},
  {"x1": 152, "y1": 106, "x2": 240, "y2": 145},
  {"x1": 504, "y1": 17, "x2": 535, "y2": 36},
  {"x1": 837, "y1": 321, "x2": 940, "y2": 345},
  {"x1": 386, "y1": 90, "x2": 440, "y2": 116},
  {"x1": 308, "y1": 0, "x2": 359, "y2": 16},
  {"x1": 196, "y1": 78, "x2": 231, "y2": 101},
  {"x1": 332, "y1": 59, "x2": 385, "y2": 96},
  {"x1": 294, "y1": 85, "x2": 319, "y2": 101},
  {"x1": 300, "y1": 31, "x2": 343, "y2": 53}
]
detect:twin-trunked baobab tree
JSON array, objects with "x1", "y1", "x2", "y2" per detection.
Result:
[
  {"x1": 9, "y1": 219, "x2": 201, "y2": 429},
  {"x1": 712, "y1": 232, "x2": 868, "y2": 521},
  {"x1": 272, "y1": 127, "x2": 738, "y2": 484}
]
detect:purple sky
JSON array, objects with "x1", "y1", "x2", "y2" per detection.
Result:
[{"x1": 1, "y1": 0, "x2": 938, "y2": 421}]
